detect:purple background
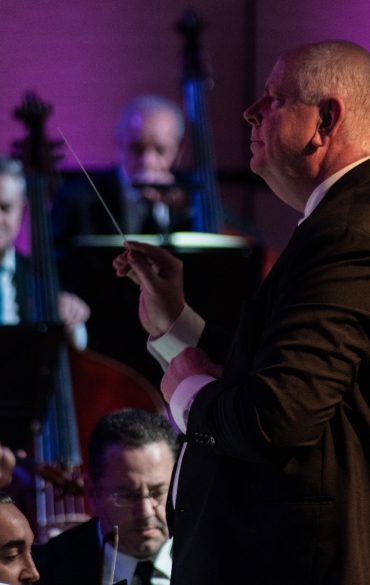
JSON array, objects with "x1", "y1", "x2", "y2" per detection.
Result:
[{"x1": 2, "y1": 0, "x2": 369, "y2": 252}]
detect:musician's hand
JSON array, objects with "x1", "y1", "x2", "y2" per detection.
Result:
[
  {"x1": 58, "y1": 292, "x2": 90, "y2": 335},
  {"x1": 0, "y1": 445, "x2": 16, "y2": 488},
  {"x1": 113, "y1": 241, "x2": 185, "y2": 337},
  {"x1": 161, "y1": 347, "x2": 223, "y2": 402}
]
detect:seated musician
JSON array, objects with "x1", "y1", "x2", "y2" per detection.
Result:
[
  {"x1": 0, "y1": 156, "x2": 89, "y2": 346},
  {"x1": 52, "y1": 94, "x2": 192, "y2": 263},
  {"x1": 34, "y1": 408, "x2": 177, "y2": 585},
  {"x1": 50, "y1": 96, "x2": 191, "y2": 386},
  {"x1": 0, "y1": 491, "x2": 39, "y2": 585},
  {"x1": 52, "y1": 93, "x2": 264, "y2": 261}
]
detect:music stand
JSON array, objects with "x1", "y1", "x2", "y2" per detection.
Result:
[{"x1": 0, "y1": 323, "x2": 63, "y2": 450}]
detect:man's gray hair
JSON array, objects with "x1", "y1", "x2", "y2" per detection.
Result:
[
  {"x1": 284, "y1": 40, "x2": 370, "y2": 148},
  {"x1": 117, "y1": 94, "x2": 185, "y2": 144},
  {"x1": 0, "y1": 156, "x2": 26, "y2": 195}
]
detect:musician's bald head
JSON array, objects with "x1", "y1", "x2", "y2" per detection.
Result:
[
  {"x1": 117, "y1": 95, "x2": 185, "y2": 145},
  {"x1": 0, "y1": 492, "x2": 39, "y2": 585},
  {"x1": 86, "y1": 408, "x2": 177, "y2": 558},
  {"x1": 116, "y1": 95, "x2": 184, "y2": 185}
]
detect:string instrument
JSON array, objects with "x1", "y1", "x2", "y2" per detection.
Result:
[
  {"x1": 176, "y1": 10, "x2": 224, "y2": 234},
  {"x1": 176, "y1": 11, "x2": 278, "y2": 278},
  {"x1": 13, "y1": 92, "x2": 88, "y2": 541}
]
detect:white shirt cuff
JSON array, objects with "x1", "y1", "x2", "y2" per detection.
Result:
[
  {"x1": 72, "y1": 323, "x2": 88, "y2": 350},
  {"x1": 170, "y1": 374, "x2": 216, "y2": 433},
  {"x1": 147, "y1": 304, "x2": 205, "y2": 370}
]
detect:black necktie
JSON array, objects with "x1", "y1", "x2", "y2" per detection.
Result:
[{"x1": 134, "y1": 560, "x2": 154, "y2": 585}]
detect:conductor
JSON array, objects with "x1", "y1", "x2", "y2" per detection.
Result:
[{"x1": 114, "y1": 40, "x2": 370, "y2": 584}]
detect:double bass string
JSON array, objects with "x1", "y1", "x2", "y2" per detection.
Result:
[{"x1": 57, "y1": 128, "x2": 127, "y2": 242}]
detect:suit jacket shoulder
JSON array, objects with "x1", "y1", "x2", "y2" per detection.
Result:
[
  {"x1": 33, "y1": 517, "x2": 102, "y2": 585},
  {"x1": 173, "y1": 161, "x2": 370, "y2": 584}
]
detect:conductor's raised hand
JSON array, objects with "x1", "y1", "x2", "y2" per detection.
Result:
[{"x1": 113, "y1": 241, "x2": 185, "y2": 337}]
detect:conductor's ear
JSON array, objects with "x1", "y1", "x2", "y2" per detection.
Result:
[{"x1": 312, "y1": 96, "x2": 345, "y2": 147}]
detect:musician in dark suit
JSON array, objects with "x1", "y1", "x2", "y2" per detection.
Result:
[
  {"x1": 34, "y1": 408, "x2": 177, "y2": 585},
  {"x1": 113, "y1": 40, "x2": 370, "y2": 584},
  {"x1": 0, "y1": 156, "x2": 89, "y2": 339},
  {"x1": 51, "y1": 94, "x2": 192, "y2": 263}
]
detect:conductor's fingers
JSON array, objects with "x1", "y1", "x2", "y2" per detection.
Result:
[
  {"x1": 123, "y1": 240, "x2": 176, "y2": 265},
  {"x1": 113, "y1": 249, "x2": 133, "y2": 277},
  {"x1": 126, "y1": 250, "x2": 161, "y2": 291}
]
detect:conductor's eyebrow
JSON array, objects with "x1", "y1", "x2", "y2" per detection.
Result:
[{"x1": 0, "y1": 539, "x2": 25, "y2": 551}]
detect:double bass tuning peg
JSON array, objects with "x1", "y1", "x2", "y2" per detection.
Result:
[
  {"x1": 12, "y1": 92, "x2": 65, "y2": 174},
  {"x1": 13, "y1": 91, "x2": 53, "y2": 125}
]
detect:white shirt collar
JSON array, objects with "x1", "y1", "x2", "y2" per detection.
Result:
[
  {"x1": 150, "y1": 537, "x2": 172, "y2": 580},
  {"x1": 298, "y1": 156, "x2": 370, "y2": 225},
  {"x1": 0, "y1": 246, "x2": 16, "y2": 273},
  {"x1": 98, "y1": 520, "x2": 172, "y2": 584}
]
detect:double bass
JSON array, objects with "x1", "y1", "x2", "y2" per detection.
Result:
[
  {"x1": 177, "y1": 10, "x2": 278, "y2": 278},
  {"x1": 176, "y1": 10, "x2": 224, "y2": 235},
  {"x1": 13, "y1": 92, "x2": 87, "y2": 541}
]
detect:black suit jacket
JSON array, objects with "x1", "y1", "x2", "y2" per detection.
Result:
[
  {"x1": 169, "y1": 160, "x2": 370, "y2": 585},
  {"x1": 33, "y1": 517, "x2": 102, "y2": 585}
]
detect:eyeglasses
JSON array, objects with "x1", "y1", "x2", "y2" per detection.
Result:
[{"x1": 99, "y1": 488, "x2": 168, "y2": 509}]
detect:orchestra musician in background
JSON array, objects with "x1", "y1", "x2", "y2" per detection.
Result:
[
  {"x1": 51, "y1": 94, "x2": 192, "y2": 263},
  {"x1": 34, "y1": 409, "x2": 177, "y2": 585},
  {"x1": 0, "y1": 491, "x2": 39, "y2": 585},
  {"x1": 0, "y1": 156, "x2": 90, "y2": 344}
]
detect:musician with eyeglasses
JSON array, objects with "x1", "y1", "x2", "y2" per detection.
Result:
[{"x1": 33, "y1": 408, "x2": 178, "y2": 585}]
